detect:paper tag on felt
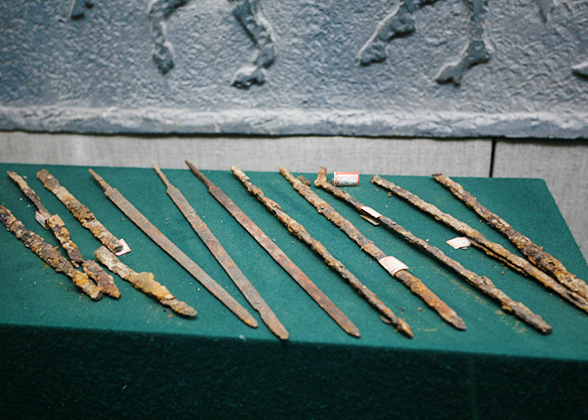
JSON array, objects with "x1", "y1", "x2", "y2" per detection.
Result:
[
  {"x1": 115, "y1": 238, "x2": 132, "y2": 256},
  {"x1": 360, "y1": 206, "x2": 382, "y2": 219},
  {"x1": 332, "y1": 172, "x2": 360, "y2": 186},
  {"x1": 35, "y1": 211, "x2": 48, "y2": 229},
  {"x1": 446, "y1": 237, "x2": 472, "y2": 249},
  {"x1": 378, "y1": 256, "x2": 409, "y2": 276}
]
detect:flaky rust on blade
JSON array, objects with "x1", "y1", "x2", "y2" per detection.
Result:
[
  {"x1": 8, "y1": 171, "x2": 85, "y2": 266},
  {"x1": 153, "y1": 164, "x2": 288, "y2": 340},
  {"x1": 94, "y1": 246, "x2": 197, "y2": 317},
  {"x1": 88, "y1": 168, "x2": 257, "y2": 328},
  {"x1": 372, "y1": 175, "x2": 588, "y2": 315},
  {"x1": 82, "y1": 260, "x2": 121, "y2": 299},
  {"x1": 284, "y1": 166, "x2": 466, "y2": 331},
  {"x1": 8, "y1": 171, "x2": 121, "y2": 298},
  {"x1": 317, "y1": 174, "x2": 551, "y2": 334},
  {"x1": 234, "y1": 166, "x2": 412, "y2": 338},
  {"x1": 0, "y1": 205, "x2": 102, "y2": 300},
  {"x1": 186, "y1": 160, "x2": 361, "y2": 338},
  {"x1": 36, "y1": 169, "x2": 123, "y2": 254},
  {"x1": 434, "y1": 173, "x2": 588, "y2": 300}
]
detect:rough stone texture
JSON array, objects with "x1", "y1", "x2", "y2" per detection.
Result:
[{"x1": 0, "y1": 1, "x2": 587, "y2": 137}]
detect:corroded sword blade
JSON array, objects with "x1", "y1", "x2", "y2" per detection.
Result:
[
  {"x1": 232, "y1": 166, "x2": 413, "y2": 338},
  {"x1": 186, "y1": 161, "x2": 361, "y2": 338},
  {"x1": 372, "y1": 174, "x2": 588, "y2": 316},
  {"x1": 8, "y1": 170, "x2": 121, "y2": 299},
  {"x1": 88, "y1": 168, "x2": 258, "y2": 328},
  {"x1": 311, "y1": 171, "x2": 551, "y2": 335},
  {"x1": 153, "y1": 165, "x2": 288, "y2": 340},
  {"x1": 0, "y1": 205, "x2": 102, "y2": 301},
  {"x1": 434, "y1": 173, "x2": 588, "y2": 300},
  {"x1": 284, "y1": 166, "x2": 466, "y2": 331}
]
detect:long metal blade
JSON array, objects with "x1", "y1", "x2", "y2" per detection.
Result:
[
  {"x1": 185, "y1": 161, "x2": 360, "y2": 338},
  {"x1": 153, "y1": 165, "x2": 288, "y2": 340},
  {"x1": 88, "y1": 168, "x2": 258, "y2": 328},
  {"x1": 285, "y1": 166, "x2": 466, "y2": 331}
]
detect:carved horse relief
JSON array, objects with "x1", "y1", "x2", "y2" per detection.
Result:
[
  {"x1": 230, "y1": 0, "x2": 276, "y2": 88},
  {"x1": 147, "y1": 0, "x2": 275, "y2": 88},
  {"x1": 359, "y1": 0, "x2": 588, "y2": 83},
  {"x1": 358, "y1": 0, "x2": 491, "y2": 85}
]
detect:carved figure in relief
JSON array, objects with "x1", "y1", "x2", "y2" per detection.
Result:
[
  {"x1": 147, "y1": 0, "x2": 275, "y2": 88},
  {"x1": 230, "y1": 0, "x2": 276, "y2": 88},
  {"x1": 70, "y1": 0, "x2": 94, "y2": 19},
  {"x1": 545, "y1": 0, "x2": 588, "y2": 78},
  {"x1": 358, "y1": 0, "x2": 490, "y2": 85},
  {"x1": 361, "y1": 0, "x2": 588, "y2": 83},
  {"x1": 148, "y1": 0, "x2": 189, "y2": 74}
]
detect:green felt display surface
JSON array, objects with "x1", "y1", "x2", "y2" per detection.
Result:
[{"x1": 1, "y1": 163, "x2": 587, "y2": 418}]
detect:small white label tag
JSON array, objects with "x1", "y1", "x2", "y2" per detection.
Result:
[
  {"x1": 446, "y1": 237, "x2": 472, "y2": 249},
  {"x1": 378, "y1": 256, "x2": 409, "y2": 276},
  {"x1": 360, "y1": 206, "x2": 382, "y2": 219},
  {"x1": 35, "y1": 211, "x2": 48, "y2": 229},
  {"x1": 115, "y1": 238, "x2": 132, "y2": 256},
  {"x1": 333, "y1": 172, "x2": 360, "y2": 186},
  {"x1": 360, "y1": 214, "x2": 381, "y2": 226}
]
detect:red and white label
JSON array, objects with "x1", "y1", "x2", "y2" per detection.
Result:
[
  {"x1": 333, "y1": 172, "x2": 360, "y2": 186},
  {"x1": 35, "y1": 211, "x2": 48, "y2": 229}
]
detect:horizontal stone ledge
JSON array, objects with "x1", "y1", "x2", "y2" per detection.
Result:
[{"x1": 1, "y1": 106, "x2": 587, "y2": 140}]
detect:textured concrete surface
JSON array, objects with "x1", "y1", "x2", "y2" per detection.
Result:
[{"x1": 1, "y1": 1, "x2": 588, "y2": 137}]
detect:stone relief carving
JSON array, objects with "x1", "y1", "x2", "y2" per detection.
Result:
[
  {"x1": 554, "y1": 0, "x2": 588, "y2": 78},
  {"x1": 70, "y1": 0, "x2": 94, "y2": 19},
  {"x1": 147, "y1": 0, "x2": 275, "y2": 87},
  {"x1": 230, "y1": 0, "x2": 276, "y2": 88},
  {"x1": 358, "y1": 0, "x2": 491, "y2": 85},
  {"x1": 148, "y1": 0, "x2": 189, "y2": 74},
  {"x1": 360, "y1": 0, "x2": 588, "y2": 83}
]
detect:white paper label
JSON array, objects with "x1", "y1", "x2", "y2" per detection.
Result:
[
  {"x1": 35, "y1": 211, "x2": 48, "y2": 229},
  {"x1": 378, "y1": 256, "x2": 409, "y2": 275},
  {"x1": 333, "y1": 172, "x2": 360, "y2": 186},
  {"x1": 115, "y1": 238, "x2": 132, "y2": 256},
  {"x1": 446, "y1": 237, "x2": 472, "y2": 249},
  {"x1": 360, "y1": 206, "x2": 382, "y2": 219}
]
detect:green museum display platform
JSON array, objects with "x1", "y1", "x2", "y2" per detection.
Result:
[{"x1": 1, "y1": 163, "x2": 587, "y2": 418}]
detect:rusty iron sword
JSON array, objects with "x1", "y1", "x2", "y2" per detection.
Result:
[
  {"x1": 186, "y1": 161, "x2": 361, "y2": 338},
  {"x1": 88, "y1": 168, "x2": 258, "y2": 328},
  {"x1": 312, "y1": 172, "x2": 551, "y2": 334},
  {"x1": 283, "y1": 166, "x2": 466, "y2": 331},
  {"x1": 153, "y1": 164, "x2": 288, "y2": 340},
  {"x1": 232, "y1": 166, "x2": 413, "y2": 338}
]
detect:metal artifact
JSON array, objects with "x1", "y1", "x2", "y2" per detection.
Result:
[
  {"x1": 372, "y1": 175, "x2": 588, "y2": 315},
  {"x1": 315, "y1": 172, "x2": 552, "y2": 334},
  {"x1": 233, "y1": 166, "x2": 413, "y2": 338},
  {"x1": 88, "y1": 168, "x2": 258, "y2": 328},
  {"x1": 37, "y1": 169, "x2": 124, "y2": 254},
  {"x1": 434, "y1": 173, "x2": 588, "y2": 300},
  {"x1": 0, "y1": 205, "x2": 103, "y2": 301},
  {"x1": 186, "y1": 161, "x2": 361, "y2": 338},
  {"x1": 94, "y1": 246, "x2": 197, "y2": 317},
  {"x1": 8, "y1": 171, "x2": 120, "y2": 298},
  {"x1": 285, "y1": 166, "x2": 466, "y2": 330},
  {"x1": 153, "y1": 164, "x2": 288, "y2": 339}
]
